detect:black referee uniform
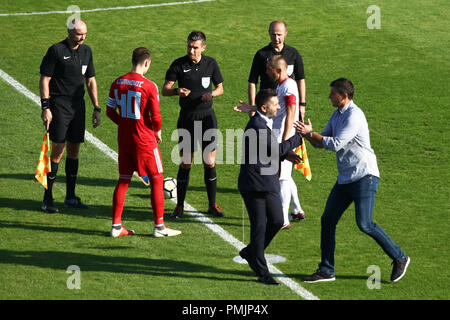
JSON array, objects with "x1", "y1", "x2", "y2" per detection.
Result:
[
  {"x1": 165, "y1": 55, "x2": 223, "y2": 151},
  {"x1": 40, "y1": 38, "x2": 95, "y2": 143},
  {"x1": 249, "y1": 43, "x2": 304, "y2": 91},
  {"x1": 165, "y1": 53, "x2": 224, "y2": 215},
  {"x1": 39, "y1": 37, "x2": 96, "y2": 212}
]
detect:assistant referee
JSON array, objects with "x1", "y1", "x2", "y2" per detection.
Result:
[
  {"x1": 39, "y1": 19, "x2": 100, "y2": 213},
  {"x1": 162, "y1": 30, "x2": 224, "y2": 219},
  {"x1": 248, "y1": 20, "x2": 306, "y2": 121}
]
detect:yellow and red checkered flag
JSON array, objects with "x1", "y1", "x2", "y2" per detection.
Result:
[
  {"x1": 35, "y1": 132, "x2": 51, "y2": 189},
  {"x1": 294, "y1": 138, "x2": 312, "y2": 181}
]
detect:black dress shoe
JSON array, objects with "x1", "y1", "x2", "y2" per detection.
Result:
[
  {"x1": 239, "y1": 248, "x2": 258, "y2": 274},
  {"x1": 258, "y1": 275, "x2": 280, "y2": 286}
]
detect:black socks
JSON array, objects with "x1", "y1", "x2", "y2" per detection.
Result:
[
  {"x1": 204, "y1": 166, "x2": 217, "y2": 206},
  {"x1": 176, "y1": 165, "x2": 217, "y2": 207},
  {"x1": 44, "y1": 161, "x2": 59, "y2": 201},
  {"x1": 65, "y1": 158, "x2": 78, "y2": 199},
  {"x1": 176, "y1": 166, "x2": 191, "y2": 207}
]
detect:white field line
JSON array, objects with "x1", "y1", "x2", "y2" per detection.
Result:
[
  {"x1": 0, "y1": 0, "x2": 216, "y2": 17},
  {"x1": 0, "y1": 68, "x2": 319, "y2": 301}
]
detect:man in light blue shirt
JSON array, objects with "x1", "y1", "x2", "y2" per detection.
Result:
[{"x1": 297, "y1": 78, "x2": 410, "y2": 283}]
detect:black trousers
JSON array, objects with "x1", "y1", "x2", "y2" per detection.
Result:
[{"x1": 240, "y1": 190, "x2": 284, "y2": 277}]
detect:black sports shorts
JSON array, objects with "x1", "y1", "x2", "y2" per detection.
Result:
[
  {"x1": 48, "y1": 97, "x2": 85, "y2": 143},
  {"x1": 176, "y1": 109, "x2": 218, "y2": 153}
]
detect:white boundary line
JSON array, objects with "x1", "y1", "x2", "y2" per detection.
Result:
[
  {"x1": 0, "y1": 68, "x2": 319, "y2": 301},
  {"x1": 0, "y1": 0, "x2": 216, "y2": 17}
]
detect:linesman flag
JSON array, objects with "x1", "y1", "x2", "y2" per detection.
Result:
[
  {"x1": 294, "y1": 138, "x2": 312, "y2": 181},
  {"x1": 35, "y1": 132, "x2": 51, "y2": 189}
]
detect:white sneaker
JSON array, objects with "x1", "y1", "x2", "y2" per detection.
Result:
[
  {"x1": 110, "y1": 225, "x2": 135, "y2": 238},
  {"x1": 152, "y1": 225, "x2": 181, "y2": 237}
]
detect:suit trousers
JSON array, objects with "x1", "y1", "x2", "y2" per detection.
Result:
[{"x1": 240, "y1": 190, "x2": 284, "y2": 277}]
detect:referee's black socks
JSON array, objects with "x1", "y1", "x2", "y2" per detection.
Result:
[
  {"x1": 204, "y1": 166, "x2": 217, "y2": 207},
  {"x1": 44, "y1": 161, "x2": 59, "y2": 201},
  {"x1": 176, "y1": 166, "x2": 191, "y2": 207},
  {"x1": 65, "y1": 158, "x2": 78, "y2": 199}
]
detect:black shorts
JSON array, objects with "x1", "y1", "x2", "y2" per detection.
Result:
[
  {"x1": 177, "y1": 109, "x2": 218, "y2": 153},
  {"x1": 49, "y1": 98, "x2": 85, "y2": 143}
]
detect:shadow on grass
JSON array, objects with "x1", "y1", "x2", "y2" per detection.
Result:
[
  {"x1": 0, "y1": 173, "x2": 121, "y2": 188},
  {"x1": 0, "y1": 219, "x2": 107, "y2": 237},
  {"x1": 0, "y1": 173, "x2": 240, "y2": 194},
  {"x1": 0, "y1": 248, "x2": 255, "y2": 282},
  {"x1": 0, "y1": 197, "x2": 246, "y2": 227},
  {"x1": 0, "y1": 197, "x2": 170, "y2": 222}
]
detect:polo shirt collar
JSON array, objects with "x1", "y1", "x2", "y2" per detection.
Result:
[
  {"x1": 269, "y1": 43, "x2": 285, "y2": 54},
  {"x1": 187, "y1": 55, "x2": 204, "y2": 66},
  {"x1": 63, "y1": 38, "x2": 80, "y2": 52}
]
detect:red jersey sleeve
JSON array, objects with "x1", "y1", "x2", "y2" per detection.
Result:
[
  {"x1": 147, "y1": 82, "x2": 161, "y2": 133},
  {"x1": 106, "y1": 81, "x2": 120, "y2": 125}
]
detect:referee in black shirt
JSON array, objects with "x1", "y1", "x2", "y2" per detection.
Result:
[
  {"x1": 162, "y1": 30, "x2": 224, "y2": 218},
  {"x1": 248, "y1": 20, "x2": 307, "y2": 121},
  {"x1": 40, "y1": 19, "x2": 100, "y2": 213}
]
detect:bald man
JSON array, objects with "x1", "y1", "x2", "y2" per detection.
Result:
[
  {"x1": 248, "y1": 20, "x2": 306, "y2": 122},
  {"x1": 266, "y1": 55, "x2": 306, "y2": 227},
  {"x1": 39, "y1": 18, "x2": 100, "y2": 213}
]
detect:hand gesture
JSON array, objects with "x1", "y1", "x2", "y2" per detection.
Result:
[
  {"x1": 92, "y1": 110, "x2": 101, "y2": 128},
  {"x1": 178, "y1": 87, "x2": 191, "y2": 98},
  {"x1": 233, "y1": 100, "x2": 256, "y2": 113},
  {"x1": 201, "y1": 92, "x2": 213, "y2": 102},
  {"x1": 41, "y1": 109, "x2": 52, "y2": 132},
  {"x1": 155, "y1": 130, "x2": 162, "y2": 144},
  {"x1": 294, "y1": 119, "x2": 313, "y2": 135},
  {"x1": 286, "y1": 150, "x2": 302, "y2": 164}
]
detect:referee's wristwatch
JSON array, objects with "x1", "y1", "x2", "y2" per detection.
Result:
[
  {"x1": 93, "y1": 106, "x2": 101, "y2": 113},
  {"x1": 300, "y1": 102, "x2": 307, "y2": 107}
]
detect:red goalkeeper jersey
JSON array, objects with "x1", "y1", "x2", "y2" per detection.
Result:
[{"x1": 106, "y1": 72, "x2": 161, "y2": 155}]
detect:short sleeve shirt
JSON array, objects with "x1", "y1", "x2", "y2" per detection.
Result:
[
  {"x1": 40, "y1": 39, "x2": 95, "y2": 100},
  {"x1": 248, "y1": 44, "x2": 304, "y2": 90},
  {"x1": 273, "y1": 78, "x2": 300, "y2": 142},
  {"x1": 165, "y1": 55, "x2": 223, "y2": 116}
]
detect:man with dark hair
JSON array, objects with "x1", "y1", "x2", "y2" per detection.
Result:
[
  {"x1": 238, "y1": 89, "x2": 304, "y2": 285},
  {"x1": 248, "y1": 20, "x2": 306, "y2": 121},
  {"x1": 106, "y1": 47, "x2": 181, "y2": 238},
  {"x1": 297, "y1": 78, "x2": 410, "y2": 283},
  {"x1": 329, "y1": 78, "x2": 354, "y2": 99},
  {"x1": 39, "y1": 19, "x2": 100, "y2": 213},
  {"x1": 162, "y1": 30, "x2": 224, "y2": 219}
]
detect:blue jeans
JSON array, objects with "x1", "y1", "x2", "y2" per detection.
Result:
[{"x1": 319, "y1": 175, "x2": 405, "y2": 275}]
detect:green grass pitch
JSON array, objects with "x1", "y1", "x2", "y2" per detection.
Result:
[{"x1": 0, "y1": 0, "x2": 449, "y2": 300}]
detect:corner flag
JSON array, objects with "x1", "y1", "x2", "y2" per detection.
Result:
[
  {"x1": 35, "y1": 132, "x2": 51, "y2": 189},
  {"x1": 294, "y1": 138, "x2": 312, "y2": 181}
]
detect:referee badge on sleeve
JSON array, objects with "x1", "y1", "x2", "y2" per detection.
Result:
[
  {"x1": 82, "y1": 65, "x2": 87, "y2": 75},
  {"x1": 201, "y1": 77, "x2": 210, "y2": 89},
  {"x1": 287, "y1": 65, "x2": 294, "y2": 77}
]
